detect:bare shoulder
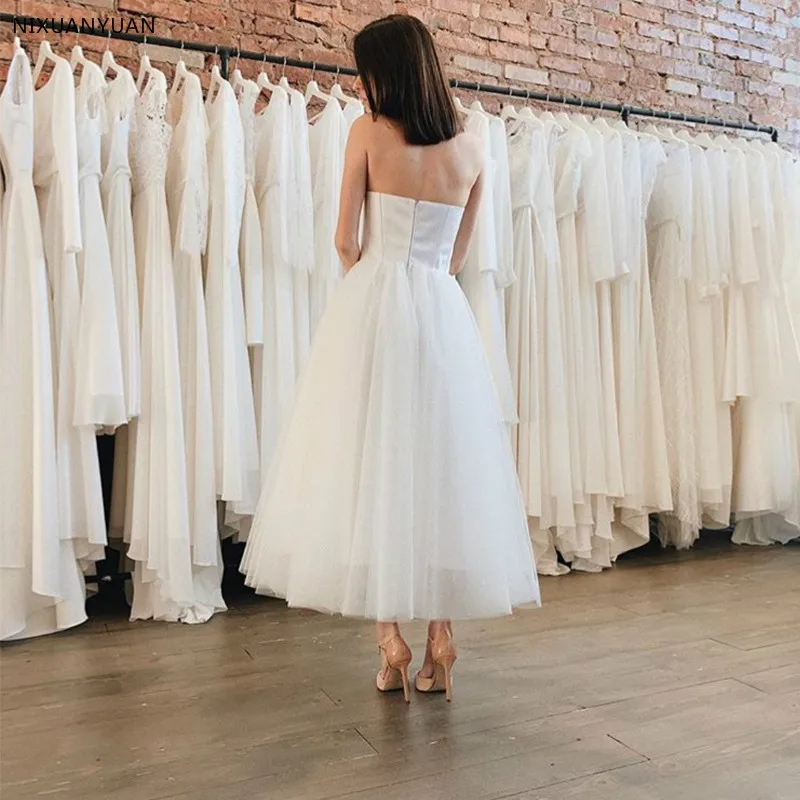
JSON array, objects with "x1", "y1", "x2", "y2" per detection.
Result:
[{"x1": 449, "y1": 131, "x2": 484, "y2": 180}]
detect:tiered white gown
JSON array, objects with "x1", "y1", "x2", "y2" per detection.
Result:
[
  {"x1": 0, "y1": 48, "x2": 83, "y2": 640},
  {"x1": 73, "y1": 60, "x2": 126, "y2": 430},
  {"x1": 205, "y1": 78, "x2": 259, "y2": 517},
  {"x1": 165, "y1": 71, "x2": 225, "y2": 621},
  {"x1": 127, "y1": 67, "x2": 194, "y2": 620},
  {"x1": 102, "y1": 65, "x2": 141, "y2": 421},
  {"x1": 34, "y1": 54, "x2": 106, "y2": 598},
  {"x1": 242, "y1": 191, "x2": 540, "y2": 620}
]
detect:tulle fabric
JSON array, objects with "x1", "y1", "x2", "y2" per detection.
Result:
[{"x1": 242, "y1": 193, "x2": 540, "y2": 621}]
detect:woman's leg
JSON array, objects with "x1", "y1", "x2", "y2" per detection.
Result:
[
  {"x1": 376, "y1": 621, "x2": 401, "y2": 679},
  {"x1": 418, "y1": 619, "x2": 452, "y2": 679}
]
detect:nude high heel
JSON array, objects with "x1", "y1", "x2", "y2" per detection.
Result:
[
  {"x1": 376, "y1": 634, "x2": 412, "y2": 703},
  {"x1": 415, "y1": 627, "x2": 457, "y2": 701}
]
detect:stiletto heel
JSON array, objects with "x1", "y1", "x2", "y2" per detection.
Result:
[
  {"x1": 376, "y1": 634, "x2": 412, "y2": 703},
  {"x1": 415, "y1": 627, "x2": 457, "y2": 701}
]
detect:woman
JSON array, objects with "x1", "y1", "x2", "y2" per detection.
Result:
[{"x1": 241, "y1": 14, "x2": 540, "y2": 702}]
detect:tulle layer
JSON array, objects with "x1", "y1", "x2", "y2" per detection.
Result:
[{"x1": 241, "y1": 257, "x2": 540, "y2": 621}]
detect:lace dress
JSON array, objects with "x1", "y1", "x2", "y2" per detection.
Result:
[
  {"x1": 127, "y1": 67, "x2": 194, "y2": 621},
  {"x1": 34, "y1": 53, "x2": 106, "y2": 594},
  {"x1": 237, "y1": 78, "x2": 264, "y2": 348},
  {"x1": 164, "y1": 70, "x2": 225, "y2": 622},
  {"x1": 205, "y1": 78, "x2": 259, "y2": 517},
  {"x1": 0, "y1": 48, "x2": 82, "y2": 640},
  {"x1": 73, "y1": 60, "x2": 126, "y2": 430},
  {"x1": 102, "y1": 65, "x2": 141, "y2": 421}
]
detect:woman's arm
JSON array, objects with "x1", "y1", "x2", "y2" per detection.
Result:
[
  {"x1": 335, "y1": 117, "x2": 369, "y2": 271},
  {"x1": 449, "y1": 166, "x2": 484, "y2": 276}
]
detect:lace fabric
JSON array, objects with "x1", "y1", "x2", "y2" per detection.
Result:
[{"x1": 131, "y1": 72, "x2": 171, "y2": 196}]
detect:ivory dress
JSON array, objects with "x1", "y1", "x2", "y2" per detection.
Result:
[
  {"x1": 102, "y1": 65, "x2": 141, "y2": 421},
  {"x1": 127, "y1": 67, "x2": 194, "y2": 620},
  {"x1": 254, "y1": 85, "x2": 296, "y2": 477},
  {"x1": 241, "y1": 192, "x2": 540, "y2": 620},
  {"x1": 73, "y1": 60, "x2": 126, "y2": 430},
  {"x1": 34, "y1": 53, "x2": 106, "y2": 577},
  {"x1": 0, "y1": 48, "x2": 83, "y2": 640},
  {"x1": 165, "y1": 69, "x2": 225, "y2": 621},
  {"x1": 205, "y1": 78, "x2": 259, "y2": 517}
]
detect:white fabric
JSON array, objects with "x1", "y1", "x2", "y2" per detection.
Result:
[
  {"x1": 0, "y1": 48, "x2": 85, "y2": 641},
  {"x1": 242, "y1": 192, "x2": 540, "y2": 620},
  {"x1": 204, "y1": 78, "x2": 259, "y2": 517}
]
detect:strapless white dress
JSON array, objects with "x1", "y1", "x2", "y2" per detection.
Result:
[{"x1": 241, "y1": 192, "x2": 540, "y2": 621}]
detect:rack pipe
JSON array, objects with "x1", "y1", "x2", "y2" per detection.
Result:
[{"x1": 2, "y1": 13, "x2": 779, "y2": 138}]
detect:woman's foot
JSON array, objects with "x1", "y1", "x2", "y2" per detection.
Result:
[
  {"x1": 415, "y1": 620, "x2": 457, "y2": 701},
  {"x1": 376, "y1": 623, "x2": 412, "y2": 703}
]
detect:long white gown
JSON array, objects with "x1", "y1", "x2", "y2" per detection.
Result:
[
  {"x1": 127, "y1": 67, "x2": 194, "y2": 621},
  {"x1": 102, "y1": 65, "x2": 141, "y2": 421},
  {"x1": 458, "y1": 108, "x2": 517, "y2": 424},
  {"x1": 237, "y1": 78, "x2": 264, "y2": 348},
  {"x1": 0, "y1": 47, "x2": 84, "y2": 640},
  {"x1": 241, "y1": 192, "x2": 540, "y2": 620},
  {"x1": 165, "y1": 70, "x2": 226, "y2": 622},
  {"x1": 253, "y1": 85, "x2": 296, "y2": 477},
  {"x1": 73, "y1": 60, "x2": 126, "y2": 430},
  {"x1": 205, "y1": 77, "x2": 259, "y2": 517},
  {"x1": 34, "y1": 53, "x2": 106, "y2": 586}
]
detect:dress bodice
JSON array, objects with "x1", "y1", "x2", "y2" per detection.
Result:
[
  {"x1": 75, "y1": 62, "x2": 106, "y2": 182},
  {"x1": 102, "y1": 67, "x2": 137, "y2": 188},
  {"x1": 131, "y1": 69, "x2": 171, "y2": 195},
  {"x1": 0, "y1": 49, "x2": 34, "y2": 183},
  {"x1": 359, "y1": 192, "x2": 463, "y2": 272}
]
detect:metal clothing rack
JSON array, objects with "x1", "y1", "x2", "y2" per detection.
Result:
[{"x1": 2, "y1": 12, "x2": 779, "y2": 142}]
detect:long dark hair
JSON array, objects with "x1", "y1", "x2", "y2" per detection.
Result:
[{"x1": 353, "y1": 14, "x2": 459, "y2": 146}]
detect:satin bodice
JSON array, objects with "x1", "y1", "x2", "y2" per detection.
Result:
[{"x1": 360, "y1": 191, "x2": 464, "y2": 272}]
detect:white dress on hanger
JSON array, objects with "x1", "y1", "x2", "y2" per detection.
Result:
[
  {"x1": 285, "y1": 84, "x2": 314, "y2": 374},
  {"x1": 34, "y1": 53, "x2": 106, "y2": 575},
  {"x1": 309, "y1": 96, "x2": 346, "y2": 334},
  {"x1": 102, "y1": 65, "x2": 141, "y2": 421},
  {"x1": 205, "y1": 77, "x2": 260, "y2": 517},
  {"x1": 165, "y1": 70, "x2": 225, "y2": 622},
  {"x1": 237, "y1": 78, "x2": 264, "y2": 348},
  {"x1": 457, "y1": 108, "x2": 516, "y2": 424},
  {"x1": 241, "y1": 191, "x2": 540, "y2": 620},
  {"x1": 647, "y1": 138, "x2": 701, "y2": 547},
  {"x1": 73, "y1": 60, "x2": 126, "y2": 430},
  {"x1": 253, "y1": 85, "x2": 296, "y2": 477},
  {"x1": 127, "y1": 66, "x2": 194, "y2": 621},
  {"x1": 0, "y1": 48, "x2": 83, "y2": 640}
]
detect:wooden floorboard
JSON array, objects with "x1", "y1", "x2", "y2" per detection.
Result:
[{"x1": 2, "y1": 541, "x2": 799, "y2": 800}]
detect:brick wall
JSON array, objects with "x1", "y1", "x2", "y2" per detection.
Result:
[{"x1": 2, "y1": 0, "x2": 800, "y2": 148}]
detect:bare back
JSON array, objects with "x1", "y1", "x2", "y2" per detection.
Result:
[{"x1": 335, "y1": 113, "x2": 485, "y2": 275}]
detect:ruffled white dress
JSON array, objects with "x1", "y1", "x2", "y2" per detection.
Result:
[
  {"x1": 0, "y1": 48, "x2": 83, "y2": 640},
  {"x1": 205, "y1": 77, "x2": 260, "y2": 516},
  {"x1": 102, "y1": 65, "x2": 141, "y2": 421},
  {"x1": 241, "y1": 192, "x2": 540, "y2": 620},
  {"x1": 127, "y1": 67, "x2": 194, "y2": 620},
  {"x1": 73, "y1": 60, "x2": 126, "y2": 430},
  {"x1": 34, "y1": 54, "x2": 106, "y2": 580},
  {"x1": 165, "y1": 70, "x2": 226, "y2": 622}
]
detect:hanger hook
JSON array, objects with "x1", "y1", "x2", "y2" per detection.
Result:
[
  {"x1": 235, "y1": 43, "x2": 241, "y2": 71},
  {"x1": 526, "y1": 88, "x2": 530, "y2": 106},
  {"x1": 282, "y1": 56, "x2": 287, "y2": 78},
  {"x1": 311, "y1": 61, "x2": 317, "y2": 81},
  {"x1": 475, "y1": 81, "x2": 480, "y2": 99},
  {"x1": 335, "y1": 65, "x2": 340, "y2": 81},
  {"x1": 180, "y1": 39, "x2": 185, "y2": 51}
]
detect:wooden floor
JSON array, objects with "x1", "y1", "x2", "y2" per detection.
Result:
[{"x1": 2, "y1": 541, "x2": 800, "y2": 800}]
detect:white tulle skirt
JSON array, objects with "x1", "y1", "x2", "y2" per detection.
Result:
[{"x1": 241, "y1": 256, "x2": 540, "y2": 621}]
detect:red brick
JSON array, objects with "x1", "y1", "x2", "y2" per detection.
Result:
[
  {"x1": 716, "y1": 40, "x2": 752, "y2": 59},
  {"x1": 625, "y1": 35, "x2": 663, "y2": 54},
  {"x1": 549, "y1": 35, "x2": 593, "y2": 59},
  {"x1": 529, "y1": 13, "x2": 576, "y2": 38},
  {"x1": 718, "y1": 9, "x2": 755, "y2": 28},
  {"x1": 577, "y1": 24, "x2": 620, "y2": 47},
  {"x1": 549, "y1": 72, "x2": 592, "y2": 94},
  {"x1": 540, "y1": 54, "x2": 585, "y2": 75},
  {"x1": 452, "y1": 52, "x2": 502, "y2": 76},
  {"x1": 118, "y1": 0, "x2": 191, "y2": 22},
  {"x1": 504, "y1": 63, "x2": 549, "y2": 85},
  {"x1": 498, "y1": 25, "x2": 529, "y2": 45},
  {"x1": 754, "y1": 19, "x2": 788, "y2": 38},
  {"x1": 583, "y1": 0, "x2": 620, "y2": 12},
  {"x1": 480, "y1": 3, "x2": 526, "y2": 25},
  {"x1": 593, "y1": 45, "x2": 633, "y2": 65},
  {"x1": 665, "y1": 12, "x2": 701, "y2": 31},
  {"x1": 437, "y1": 29, "x2": 489, "y2": 55},
  {"x1": 701, "y1": 84, "x2": 735, "y2": 102},
  {"x1": 190, "y1": 4, "x2": 228, "y2": 29},
  {"x1": 489, "y1": 40, "x2": 544, "y2": 66},
  {"x1": 704, "y1": 21, "x2": 740, "y2": 41},
  {"x1": 586, "y1": 60, "x2": 628, "y2": 83},
  {"x1": 739, "y1": 1, "x2": 775, "y2": 19},
  {"x1": 555, "y1": 2, "x2": 595, "y2": 24},
  {"x1": 432, "y1": 0, "x2": 480, "y2": 17},
  {"x1": 679, "y1": 1, "x2": 716, "y2": 18},
  {"x1": 638, "y1": 22, "x2": 678, "y2": 41},
  {"x1": 678, "y1": 30, "x2": 715, "y2": 51},
  {"x1": 429, "y1": 12, "x2": 471, "y2": 33},
  {"x1": 662, "y1": 43, "x2": 700, "y2": 62},
  {"x1": 470, "y1": 18, "x2": 499, "y2": 39},
  {"x1": 621, "y1": 0, "x2": 663, "y2": 23},
  {"x1": 740, "y1": 29, "x2": 775, "y2": 49}
]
